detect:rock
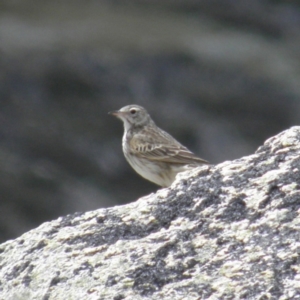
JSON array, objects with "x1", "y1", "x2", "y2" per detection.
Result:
[{"x1": 1, "y1": 127, "x2": 300, "y2": 299}]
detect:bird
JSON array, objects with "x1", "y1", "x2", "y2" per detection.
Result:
[{"x1": 109, "y1": 104, "x2": 208, "y2": 187}]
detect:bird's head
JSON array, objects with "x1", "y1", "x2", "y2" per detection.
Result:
[{"x1": 109, "y1": 105, "x2": 152, "y2": 130}]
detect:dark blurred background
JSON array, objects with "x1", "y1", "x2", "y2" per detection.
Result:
[{"x1": 0, "y1": 0, "x2": 300, "y2": 243}]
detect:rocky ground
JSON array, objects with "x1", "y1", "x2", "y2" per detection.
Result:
[{"x1": 0, "y1": 127, "x2": 299, "y2": 299}]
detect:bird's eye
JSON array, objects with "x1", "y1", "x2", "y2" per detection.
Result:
[{"x1": 130, "y1": 109, "x2": 137, "y2": 115}]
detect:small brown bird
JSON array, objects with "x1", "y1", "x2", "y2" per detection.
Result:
[{"x1": 109, "y1": 105, "x2": 208, "y2": 187}]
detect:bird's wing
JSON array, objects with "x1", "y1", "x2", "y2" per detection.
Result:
[{"x1": 130, "y1": 128, "x2": 208, "y2": 165}]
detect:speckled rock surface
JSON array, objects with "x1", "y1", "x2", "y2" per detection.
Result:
[{"x1": 0, "y1": 127, "x2": 300, "y2": 300}]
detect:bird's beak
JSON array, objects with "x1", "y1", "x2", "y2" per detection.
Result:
[
  {"x1": 108, "y1": 110, "x2": 125, "y2": 120},
  {"x1": 108, "y1": 110, "x2": 120, "y2": 116}
]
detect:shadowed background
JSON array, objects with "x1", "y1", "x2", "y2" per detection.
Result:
[{"x1": 0, "y1": 0, "x2": 300, "y2": 243}]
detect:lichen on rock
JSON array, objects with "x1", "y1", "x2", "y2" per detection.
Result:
[{"x1": 1, "y1": 127, "x2": 300, "y2": 299}]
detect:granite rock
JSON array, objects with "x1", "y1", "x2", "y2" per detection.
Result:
[{"x1": 0, "y1": 127, "x2": 300, "y2": 299}]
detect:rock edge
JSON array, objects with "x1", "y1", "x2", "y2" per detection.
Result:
[{"x1": 1, "y1": 127, "x2": 300, "y2": 300}]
